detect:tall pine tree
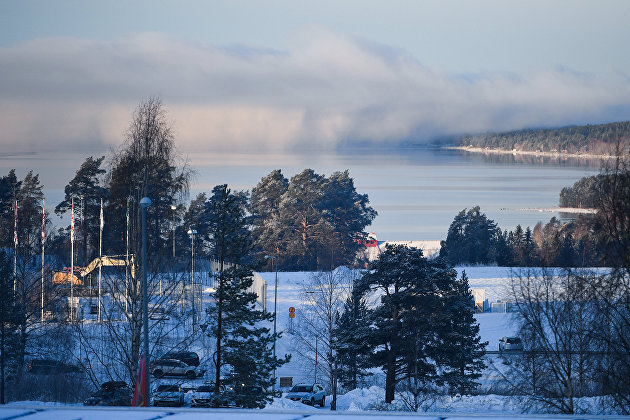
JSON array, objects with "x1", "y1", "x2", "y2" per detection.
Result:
[
  {"x1": 334, "y1": 284, "x2": 373, "y2": 391},
  {"x1": 359, "y1": 245, "x2": 487, "y2": 403},
  {"x1": 249, "y1": 169, "x2": 288, "y2": 266},
  {"x1": 0, "y1": 250, "x2": 22, "y2": 404},
  {"x1": 214, "y1": 266, "x2": 289, "y2": 408},
  {"x1": 205, "y1": 184, "x2": 288, "y2": 406},
  {"x1": 55, "y1": 156, "x2": 108, "y2": 266},
  {"x1": 436, "y1": 271, "x2": 487, "y2": 395}
]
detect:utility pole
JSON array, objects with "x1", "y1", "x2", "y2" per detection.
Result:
[
  {"x1": 188, "y1": 228, "x2": 197, "y2": 326},
  {"x1": 265, "y1": 255, "x2": 278, "y2": 393},
  {"x1": 140, "y1": 197, "x2": 151, "y2": 404}
]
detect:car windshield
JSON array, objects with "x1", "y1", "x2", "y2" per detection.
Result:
[
  {"x1": 290, "y1": 385, "x2": 312, "y2": 392},
  {"x1": 196, "y1": 386, "x2": 213, "y2": 392},
  {"x1": 157, "y1": 385, "x2": 179, "y2": 392},
  {"x1": 507, "y1": 338, "x2": 522, "y2": 344}
]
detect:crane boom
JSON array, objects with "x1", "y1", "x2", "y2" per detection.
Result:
[
  {"x1": 53, "y1": 254, "x2": 135, "y2": 285},
  {"x1": 80, "y1": 255, "x2": 136, "y2": 279}
]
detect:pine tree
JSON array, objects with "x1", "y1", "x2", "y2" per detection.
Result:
[
  {"x1": 205, "y1": 184, "x2": 288, "y2": 406},
  {"x1": 511, "y1": 224, "x2": 525, "y2": 263},
  {"x1": 205, "y1": 184, "x2": 249, "y2": 396},
  {"x1": 182, "y1": 192, "x2": 208, "y2": 256},
  {"x1": 249, "y1": 169, "x2": 288, "y2": 265},
  {"x1": 440, "y1": 207, "x2": 503, "y2": 265},
  {"x1": 359, "y1": 245, "x2": 486, "y2": 403},
  {"x1": 357, "y1": 244, "x2": 432, "y2": 403},
  {"x1": 214, "y1": 266, "x2": 289, "y2": 408},
  {"x1": 55, "y1": 156, "x2": 108, "y2": 265},
  {"x1": 437, "y1": 271, "x2": 487, "y2": 395},
  {"x1": 0, "y1": 250, "x2": 22, "y2": 404},
  {"x1": 439, "y1": 209, "x2": 466, "y2": 263},
  {"x1": 321, "y1": 171, "x2": 377, "y2": 268},
  {"x1": 523, "y1": 227, "x2": 537, "y2": 266},
  {"x1": 277, "y1": 169, "x2": 325, "y2": 270},
  {"x1": 251, "y1": 169, "x2": 376, "y2": 271},
  {"x1": 334, "y1": 285, "x2": 373, "y2": 391},
  {"x1": 14, "y1": 171, "x2": 46, "y2": 369},
  {"x1": 0, "y1": 170, "x2": 21, "y2": 249}
]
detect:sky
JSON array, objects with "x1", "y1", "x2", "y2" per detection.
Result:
[{"x1": 1, "y1": 0, "x2": 630, "y2": 155}]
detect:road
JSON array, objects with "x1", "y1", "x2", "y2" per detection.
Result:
[{"x1": 0, "y1": 405, "x2": 627, "y2": 420}]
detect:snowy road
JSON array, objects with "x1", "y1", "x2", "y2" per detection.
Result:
[{"x1": 0, "y1": 405, "x2": 627, "y2": 420}]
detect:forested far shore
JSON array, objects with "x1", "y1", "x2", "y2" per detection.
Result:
[{"x1": 454, "y1": 121, "x2": 630, "y2": 155}]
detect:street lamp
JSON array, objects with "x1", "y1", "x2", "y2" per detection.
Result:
[
  {"x1": 167, "y1": 205, "x2": 176, "y2": 298},
  {"x1": 188, "y1": 228, "x2": 197, "y2": 326},
  {"x1": 304, "y1": 290, "x2": 317, "y2": 384},
  {"x1": 170, "y1": 205, "x2": 176, "y2": 258},
  {"x1": 265, "y1": 255, "x2": 278, "y2": 393},
  {"x1": 140, "y1": 196, "x2": 152, "y2": 405}
]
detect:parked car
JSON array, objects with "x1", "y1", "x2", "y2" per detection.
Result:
[
  {"x1": 153, "y1": 384, "x2": 184, "y2": 407},
  {"x1": 191, "y1": 382, "x2": 234, "y2": 407},
  {"x1": 28, "y1": 359, "x2": 80, "y2": 375},
  {"x1": 150, "y1": 359, "x2": 205, "y2": 379},
  {"x1": 191, "y1": 384, "x2": 215, "y2": 407},
  {"x1": 499, "y1": 336, "x2": 524, "y2": 352},
  {"x1": 159, "y1": 351, "x2": 199, "y2": 367},
  {"x1": 84, "y1": 381, "x2": 131, "y2": 406},
  {"x1": 285, "y1": 383, "x2": 326, "y2": 407}
]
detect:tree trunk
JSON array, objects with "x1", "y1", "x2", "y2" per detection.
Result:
[
  {"x1": 214, "y1": 260, "x2": 224, "y2": 397},
  {"x1": 385, "y1": 346, "x2": 396, "y2": 403},
  {"x1": 1, "y1": 325, "x2": 5, "y2": 404},
  {"x1": 331, "y1": 357, "x2": 337, "y2": 410}
]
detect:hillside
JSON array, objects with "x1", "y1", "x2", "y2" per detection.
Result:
[{"x1": 455, "y1": 121, "x2": 630, "y2": 155}]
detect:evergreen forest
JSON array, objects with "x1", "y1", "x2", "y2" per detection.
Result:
[{"x1": 455, "y1": 121, "x2": 630, "y2": 155}]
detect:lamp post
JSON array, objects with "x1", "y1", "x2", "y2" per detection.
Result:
[
  {"x1": 305, "y1": 290, "x2": 317, "y2": 384},
  {"x1": 140, "y1": 197, "x2": 152, "y2": 404},
  {"x1": 170, "y1": 205, "x2": 176, "y2": 301},
  {"x1": 188, "y1": 228, "x2": 197, "y2": 326},
  {"x1": 170, "y1": 205, "x2": 176, "y2": 258},
  {"x1": 265, "y1": 255, "x2": 278, "y2": 393}
]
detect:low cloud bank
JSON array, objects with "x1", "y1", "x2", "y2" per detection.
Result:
[{"x1": 1, "y1": 29, "x2": 629, "y2": 153}]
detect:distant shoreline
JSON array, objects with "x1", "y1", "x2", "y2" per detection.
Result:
[
  {"x1": 446, "y1": 146, "x2": 615, "y2": 160},
  {"x1": 501, "y1": 207, "x2": 597, "y2": 215}
]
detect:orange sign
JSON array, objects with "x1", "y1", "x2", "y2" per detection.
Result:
[{"x1": 289, "y1": 307, "x2": 295, "y2": 313}]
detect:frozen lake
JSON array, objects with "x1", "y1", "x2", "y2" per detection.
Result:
[{"x1": 1, "y1": 146, "x2": 599, "y2": 241}]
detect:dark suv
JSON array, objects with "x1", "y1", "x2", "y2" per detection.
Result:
[
  {"x1": 84, "y1": 381, "x2": 131, "y2": 406},
  {"x1": 28, "y1": 359, "x2": 80, "y2": 375},
  {"x1": 159, "y1": 351, "x2": 199, "y2": 367}
]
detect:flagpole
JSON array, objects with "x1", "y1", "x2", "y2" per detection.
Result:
[
  {"x1": 125, "y1": 197, "x2": 129, "y2": 314},
  {"x1": 71, "y1": 197, "x2": 75, "y2": 321},
  {"x1": 14, "y1": 199, "x2": 17, "y2": 291},
  {"x1": 98, "y1": 198, "x2": 103, "y2": 323},
  {"x1": 41, "y1": 199, "x2": 45, "y2": 322}
]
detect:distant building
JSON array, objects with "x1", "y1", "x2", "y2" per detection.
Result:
[{"x1": 356, "y1": 233, "x2": 442, "y2": 265}]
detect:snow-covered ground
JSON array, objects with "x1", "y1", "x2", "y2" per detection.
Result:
[
  {"x1": 2, "y1": 401, "x2": 624, "y2": 419},
  {"x1": 8, "y1": 266, "x2": 622, "y2": 416},
  {"x1": 255, "y1": 267, "x2": 522, "y2": 391}
]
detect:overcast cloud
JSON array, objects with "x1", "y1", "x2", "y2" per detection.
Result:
[{"x1": 2, "y1": 28, "x2": 629, "y2": 155}]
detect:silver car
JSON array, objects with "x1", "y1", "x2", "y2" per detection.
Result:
[
  {"x1": 499, "y1": 336, "x2": 524, "y2": 352},
  {"x1": 285, "y1": 383, "x2": 326, "y2": 407},
  {"x1": 153, "y1": 384, "x2": 184, "y2": 407},
  {"x1": 150, "y1": 359, "x2": 204, "y2": 379}
]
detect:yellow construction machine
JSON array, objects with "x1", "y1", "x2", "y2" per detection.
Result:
[{"x1": 53, "y1": 255, "x2": 135, "y2": 285}]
